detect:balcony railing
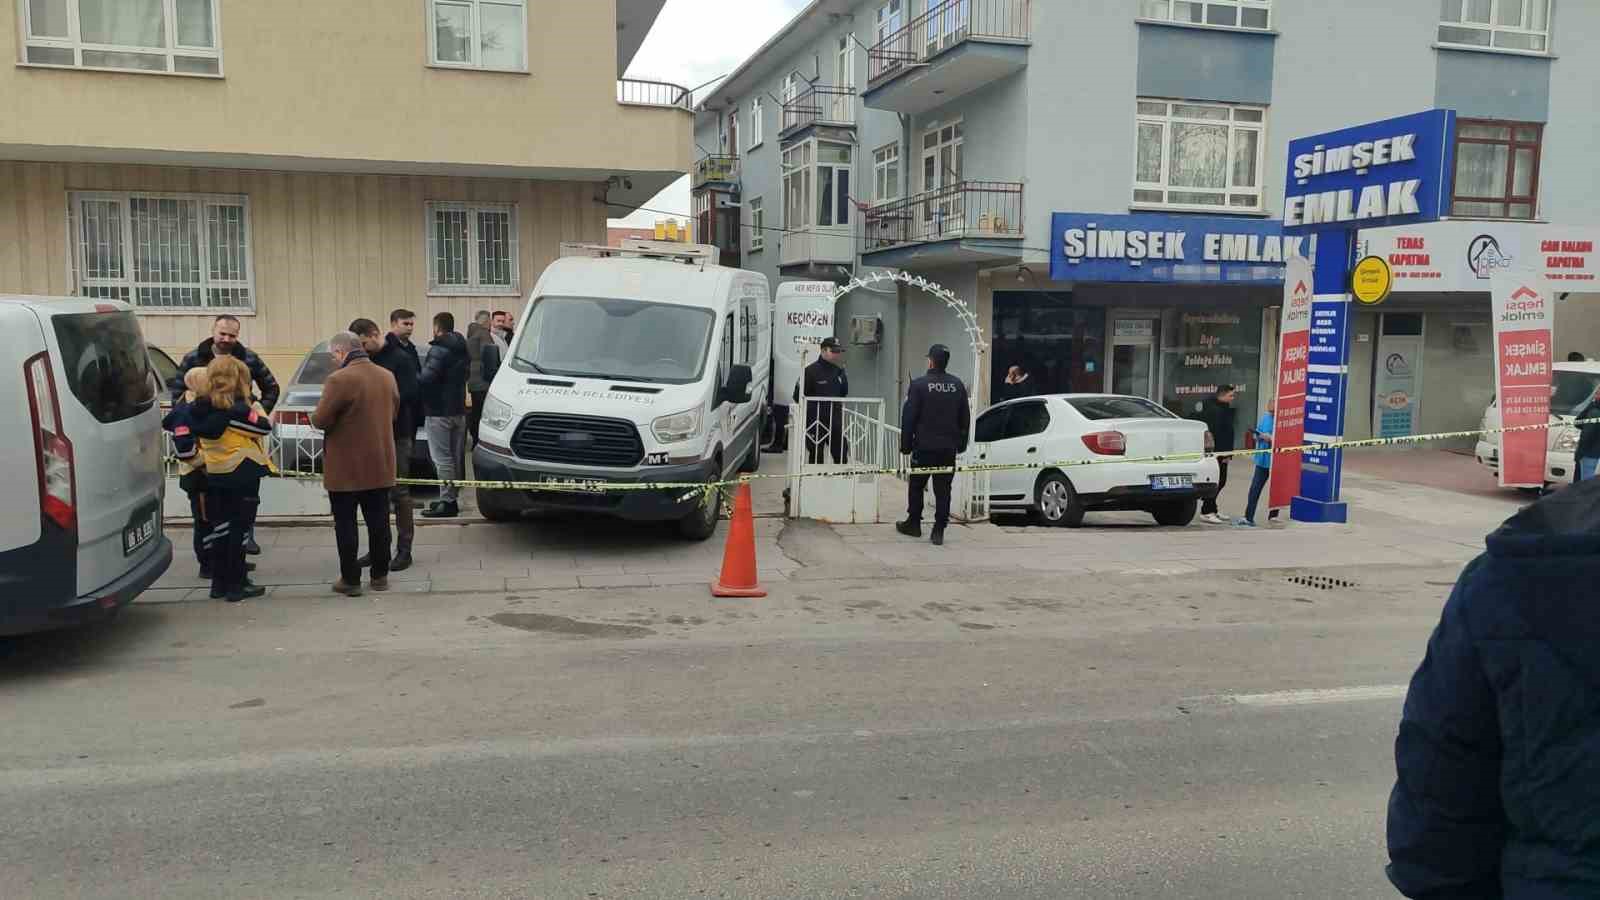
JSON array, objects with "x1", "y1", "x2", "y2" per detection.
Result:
[
  {"x1": 869, "y1": 0, "x2": 1031, "y2": 84},
  {"x1": 617, "y1": 78, "x2": 693, "y2": 111},
  {"x1": 862, "y1": 181, "x2": 1024, "y2": 252},
  {"x1": 780, "y1": 85, "x2": 858, "y2": 137},
  {"x1": 693, "y1": 155, "x2": 740, "y2": 188}
]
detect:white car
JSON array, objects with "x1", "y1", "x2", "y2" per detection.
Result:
[
  {"x1": 1475, "y1": 361, "x2": 1600, "y2": 487},
  {"x1": 969, "y1": 394, "x2": 1220, "y2": 527}
]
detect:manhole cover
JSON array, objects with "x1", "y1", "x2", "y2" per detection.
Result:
[{"x1": 1288, "y1": 574, "x2": 1357, "y2": 591}]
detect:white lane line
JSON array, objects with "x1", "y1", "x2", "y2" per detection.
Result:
[{"x1": 1229, "y1": 685, "x2": 1409, "y2": 707}]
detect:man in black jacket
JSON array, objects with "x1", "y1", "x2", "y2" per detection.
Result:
[
  {"x1": 795, "y1": 337, "x2": 849, "y2": 463},
  {"x1": 352, "y1": 317, "x2": 420, "y2": 570},
  {"x1": 896, "y1": 344, "x2": 971, "y2": 547},
  {"x1": 418, "y1": 311, "x2": 471, "y2": 518},
  {"x1": 1192, "y1": 384, "x2": 1238, "y2": 523},
  {"x1": 173, "y1": 314, "x2": 279, "y2": 556}
]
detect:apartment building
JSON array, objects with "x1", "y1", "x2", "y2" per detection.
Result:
[
  {"x1": 1, "y1": 0, "x2": 691, "y2": 376},
  {"x1": 693, "y1": 0, "x2": 1600, "y2": 443}
]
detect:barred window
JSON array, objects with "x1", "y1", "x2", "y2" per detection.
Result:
[
  {"x1": 69, "y1": 191, "x2": 253, "y2": 311},
  {"x1": 426, "y1": 201, "x2": 519, "y2": 295}
]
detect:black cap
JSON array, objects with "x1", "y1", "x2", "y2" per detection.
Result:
[
  {"x1": 820, "y1": 337, "x2": 844, "y2": 352},
  {"x1": 927, "y1": 344, "x2": 951, "y2": 370}
]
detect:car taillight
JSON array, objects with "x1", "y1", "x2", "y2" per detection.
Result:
[
  {"x1": 1081, "y1": 431, "x2": 1126, "y2": 456},
  {"x1": 24, "y1": 353, "x2": 76, "y2": 533},
  {"x1": 272, "y1": 410, "x2": 311, "y2": 426}
]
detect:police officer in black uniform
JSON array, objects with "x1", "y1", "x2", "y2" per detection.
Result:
[
  {"x1": 796, "y1": 337, "x2": 849, "y2": 464},
  {"x1": 897, "y1": 344, "x2": 971, "y2": 547}
]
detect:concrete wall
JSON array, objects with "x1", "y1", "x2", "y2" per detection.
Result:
[
  {"x1": 0, "y1": 161, "x2": 604, "y2": 376},
  {"x1": 1540, "y1": 0, "x2": 1600, "y2": 225},
  {"x1": 1136, "y1": 25, "x2": 1274, "y2": 105}
]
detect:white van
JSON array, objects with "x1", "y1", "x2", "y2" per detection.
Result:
[
  {"x1": 473, "y1": 242, "x2": 771, "y2": 540},
  {"x1": 0, "y1": 296, "x2": 172, "y2": 636}
]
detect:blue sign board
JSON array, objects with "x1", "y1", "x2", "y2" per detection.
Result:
[
  {"x1": 1282, "y1": 109, "x2": 1457, "y2": 236},
  {"x1": 1050, "y1": 213, "x2": 1307, "y2": 283}
]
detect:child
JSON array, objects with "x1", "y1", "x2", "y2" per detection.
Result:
[
  {"x1": 164, "y1": 368, "x2": 214, "y2": 577},
  {"x1": 190, "y1": 357, "x2": 273, "y2": 602}
]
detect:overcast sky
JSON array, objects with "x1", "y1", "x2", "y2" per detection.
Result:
[{"x1": 611, "y1": 0, "x2": 808, "y2": 228}]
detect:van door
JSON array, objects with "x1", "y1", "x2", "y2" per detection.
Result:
[
  {"x1": 0, "y1": 306, "x2": 46, "y2": 557},
  {"x1": 40, "y1": 307, "x2": 165, "y2": 596}
]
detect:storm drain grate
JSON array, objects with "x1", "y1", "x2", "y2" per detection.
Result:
[{"x1": 1288, "y1": 575, "x2": 1357, "y2": 591}]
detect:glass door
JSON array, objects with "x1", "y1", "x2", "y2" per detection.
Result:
[
  {"x1": 1110, "y1": 318, "x2": 1158, "y2": 399},
  {"x1": 921, "y1": 121, "x2": 964, "y2": 236}
]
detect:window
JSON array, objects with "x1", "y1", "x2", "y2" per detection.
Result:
[
  {"x1": 69, "y1": 192, "x2": 253, "y2": 311},
  {"x1": 725, "y1": 109, "x2": 739, "y2": 156},
  {"x1": 20, "y1": 0, "x2": 222, "y2": 75},
  {"x1": 1003, "y1": 401, "x2": 1051, "y2": 440},
  {"x1": 1439, "y1": 0, "x2": 1551, "y2": 53},
  {"x1": 783, "y1": 71, "x2": 805, "y2": 105},
  {"x1": 749, "y1": 198, "x2": 765, "y2": 252},
  {"x1": 921, "y1": 121, "x2": 963, "y2": 193},
  {"x1": 1134, "y1": 99, "x2": 1265, "y2": 211},
  {"x1": 1069, "y1": 396, "x2": 1177, "y2": 420},
  {"x1": 51, "y1": 311, "x2": 156, "y2": 423},
  {"x1": 836, "y1": 33, "x2": 855, "y2": 89},
  {"x1": 975, "y1": 406, "x2": 1009, "y2": 443},
  {"x1": 739, "y1": 296, "x2": 759, "y2": 365},
  {"x1": 817, "y1": 141, "x2": 853, "y2": 228},
  {"x1": 873, "y1": 143, "x2": 901, "y2": 203},
  {"x1": 749, "y1": 97, "x2": 765, "y2": 149},
  {"x1": 1452, "y1": 119, "x2": 1542, "y2": 219},
  {"x1": 1137, "y1": 0, "x2": 1271, "y2": 30},
  {"x1": 876, "y1": 0, "x2": 904, "y2": 43},
  {"x1": 426, "y1": 201, "x2": 520, "y2": 295},
  {"x1": 429, "y1": 0, "x2": 526, "y2": 71},
  {"x1": 719, "y1": 312, "x2": 735, "y2": 386},
  {"x1": 783, "y1": 143, "x2": 813, "y2": 231}
]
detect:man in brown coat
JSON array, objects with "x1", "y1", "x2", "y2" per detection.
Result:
[{"x1": 312, "y1": 331, "x2": 399, "y2": 597}]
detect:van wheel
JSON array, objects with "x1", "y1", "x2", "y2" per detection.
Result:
[
  {"x1": 476, "y1": 487, "x2": 525, "y2": 523},
  {"x1": 1151, "y1": 498, "x2": 1198, "y2": 527},
  {"x1": 677, "y1": 471, "x2": 724, "y2": 541},
  {"x1": 1035, "y1": 473, "x2": 1085, "y2": 528}
]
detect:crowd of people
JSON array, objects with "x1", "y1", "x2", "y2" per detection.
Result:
[{"x1": 164, "y1": 309, "x2": 515, "y2": 598}]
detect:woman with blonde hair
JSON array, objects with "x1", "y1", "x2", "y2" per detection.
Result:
[{"x1": 189, "y1": 356, "x2": 274, "y2": 601}]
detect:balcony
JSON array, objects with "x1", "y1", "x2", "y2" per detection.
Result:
[
  {"x1": 616, "y1": 78, "x2": 694, "y2": 111},
  {"x1": 861, "y1": 181, "x2": 1024, "y2": 268},
  {"x1": 693, "y1": 155, "x2": 741, "y2": 189},
  {"x1": 780, "y1": 86, "x2": 858, "y2": 142},
  {"x1": 780, "y1": 227, "x2": 855, "y2": 277},
  {"x1": 865, "y1": 0, "x2": 1031, "y2": 115}
]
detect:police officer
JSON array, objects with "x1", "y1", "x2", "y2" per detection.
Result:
[
  {"x1": 796, "y1": 337, "x2": 849, "y2": 464},
  {"x1": 897, "y1": 344, "x2": 971, "y2": 547}
]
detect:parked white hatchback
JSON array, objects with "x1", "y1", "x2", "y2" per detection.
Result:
[
  {"x1": 969, "y1": 394, "x2": 1220, "y2": 527},
  {"x1": 1474, "y1": 361, "x2": 1600, "y2": 487}
]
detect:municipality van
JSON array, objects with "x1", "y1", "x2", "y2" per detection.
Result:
[{"x1": 472, "y1": 242, "x2": 770, "y2": 540}]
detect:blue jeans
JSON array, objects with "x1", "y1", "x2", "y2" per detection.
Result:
[
  {"x1": 1243, "y1": 465, "x2": 1277, "y2": 523},
  {"x1": 1580, "y1": 457, "x2": 1599, "y2": 482}
]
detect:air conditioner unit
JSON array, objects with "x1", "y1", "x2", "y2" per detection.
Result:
[{"x1": 849, "y1": 315, "x2": 883, "y2": 347}]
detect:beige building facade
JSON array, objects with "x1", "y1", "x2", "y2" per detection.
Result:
[{"x1": 1, "y1": 0, "x2": 691, "y2": 375}]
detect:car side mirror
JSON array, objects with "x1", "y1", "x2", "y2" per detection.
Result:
[{"x1": 721, "y1": 364, "x2": 753, "y2": 405}]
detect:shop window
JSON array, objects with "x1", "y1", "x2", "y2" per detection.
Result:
[
  {"x1": 1439, "y1": 0, "x2": 1551, "y2": 53},
  {"x1": 1137, "y1": 0, "x2": 1271, "y2": 31},
  {"x1": 1160, "y1": 309, "x2": 1263, "y2": 447},
  {"x1": 991, "y1": 292, "x2": 1106, "y2": 398},
  {"x1": 1134, "y1": 99, "x2": 1265, "y2": 212},
  {"x1": 1451, "y1": 119, "x2": 1541, "y2": 220}
]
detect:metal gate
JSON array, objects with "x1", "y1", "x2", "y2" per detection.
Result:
[{"x1": 787, "y1": 395, "x2": 891, "y2": 524}]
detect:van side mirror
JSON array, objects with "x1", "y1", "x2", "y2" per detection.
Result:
[{"x1": 721, "y1": 364, "x2": 754, "y2": 405}]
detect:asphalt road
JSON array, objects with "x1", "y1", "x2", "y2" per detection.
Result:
[{"x1": 0, "y1": 557, "x2": 1455, "y2": 899}]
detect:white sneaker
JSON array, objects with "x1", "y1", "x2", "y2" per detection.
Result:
[{"x1": 1201, "y1": 513, "x2": 1224, "y2": 525}]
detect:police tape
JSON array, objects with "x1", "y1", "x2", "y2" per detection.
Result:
[{"x1": 218, "y1": 416, "x2": 1597, "y2": 503}]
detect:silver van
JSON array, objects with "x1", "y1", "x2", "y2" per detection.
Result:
[{"x1": 0, "y1": 296, "x2": 172, "y2": 636}]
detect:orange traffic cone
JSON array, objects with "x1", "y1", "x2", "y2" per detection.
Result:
[{"x1": 711, "y1": 482, "x2": 766, "y2": 598}]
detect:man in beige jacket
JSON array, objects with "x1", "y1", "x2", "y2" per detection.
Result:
[{"x1": 312, "y1": 331, "x2": 399, "y2": 596}]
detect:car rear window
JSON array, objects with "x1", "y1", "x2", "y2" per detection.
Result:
[
  {"x1": 294, "y1": 349, "x2": 337, "y2": 386},
  {"x1": 1069, "y1": 396, "x2": 1175, "y2": 421},
  {"x1": 51, "y1": 311, "x2": 156, "y2": 423}
]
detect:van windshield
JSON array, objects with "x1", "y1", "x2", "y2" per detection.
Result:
[
  {"x1": 51, "y1": 310, "x2": 156, "y2": 423},
  {"x1": 511, "y1": 296, "x2": 716, "y2": 385},
  {"x1": 1552, "y1": 370, "x2": 1600, "y2": 416}
]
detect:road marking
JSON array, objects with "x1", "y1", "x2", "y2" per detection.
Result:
[{"x1": 1229, "y1": 685, "x2": 1408, "y2": 707}]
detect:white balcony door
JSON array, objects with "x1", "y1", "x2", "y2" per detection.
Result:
[
  {"x1": 831, "y1": 35, "x2": 854, "y2": 122},
  {"x1": 921, "y1": 121, "x2": 964, "y2": 233}
]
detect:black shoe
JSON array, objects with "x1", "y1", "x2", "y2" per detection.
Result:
[
  {"x1": 930, "y1": 529, "x2": 945, "y2": 547},
  {"x1": 210, "y1": 588, "x2": 225, "y2": 600},
  {"x1": 356, "y1": 553, "x2": 371, "y2": 568},
  {"x1": 390, "y1": 549, "x2": 413, "y2": 572},
  {"x1": 896, "y1": 520, "x2": 922, "y2": 538},
  {"x1": 244, "y1": 537, "x2": 262, "y2": 556},
  {"x1": 245, "y1": 561, "x2": 256, "y2": 572},
  {"x1": 199, "y1": 565, "x2": 213, "y2": 580},
  {"x1": 227, "y1": 585, "x2": 267, "y2": 602},
  {"x1": 421, "y1": 501, "x2": 459, "y2": 519}
]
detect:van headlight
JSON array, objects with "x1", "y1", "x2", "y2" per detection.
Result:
[
  {"x1": 480, "y1": 394, "x2": 515, "y2": 432},
  {"x1": 1556, "y1": 428, "x2": 1578, "y2": 452},
  {"x1": 652, "y1": 408, "x2": 702, "y2": 444}
]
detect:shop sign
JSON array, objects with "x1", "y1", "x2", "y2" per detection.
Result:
[
  {"x1": 1359, "y1": 221, "x2": 1600, "y2": 291},
  {"x1": 1374, "y1": 340, "x2": 1422, "y2": 438},
  {"x1": 1351, "y1": 255, "x2": 1393, "y2": 305},
  {"x1": 1270, "y1": 257, "x2": 1313, "y2": 511},
  {"x1": 1050, "y1": 213, "x2": 1306, "y2": 283},
  {"x1": 1490, "y1": 270, "x2": 1554, "y2": 488},
  {"x1": 1283, "y1": 110, "x2": 1457, "y2": 235}
]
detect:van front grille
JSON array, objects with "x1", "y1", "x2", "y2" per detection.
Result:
[{"x1": 510, "y1": 414, "x2": 645, "y2": 468}]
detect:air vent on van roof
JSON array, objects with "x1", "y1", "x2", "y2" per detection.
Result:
[
  {"x1": 526, "y1": 378, "x2": 576, "y2": 387},
  {"x1": 610, "y1": 385, "x2": 662, "y2": 394}
]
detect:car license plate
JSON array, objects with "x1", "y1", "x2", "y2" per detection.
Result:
[
  {"x1": 538, "y1": 474, "x2": 605, "y2": 490},
  {"x1": 123, "y1": 515, "x2": 156, "y2": 556},
  {"x1": 1150, "y1": 474, "x2": 1193, "y2": 492}
]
